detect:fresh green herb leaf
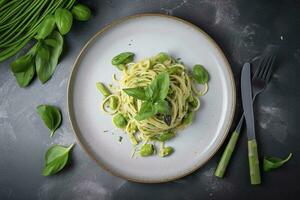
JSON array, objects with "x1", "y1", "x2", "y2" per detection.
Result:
[
  {"x1": 35, "y1": 15, "x2": 56, "y2": 40},
  {"x1": 13, "y1": 63, "x2": 35, "y2": 87},
  {"x1": 192, "y1": 64, "x2": 209, "y2": 84},
  {"x1": 263, "y1": 153, "x2": 292, "y2": 172},
  {"x1": 71, "y1": 3, "x2": 92, "y2": 21},
  {"x1": 123, "y1": 87, "x2": 149, "y2": 101},
  {"x1": 112, "y1": 113, "x2": 127, "y2": 129},
  {"x1": 148, "y1": 72, "x2": 170, "y2": 101},
  {"x1": 36, "y1": 31, "x2": 63, "y2": 83},
  {"x1": 154, "y1": 100, "x2": 170, "y2": 114},
  {"x1": 55, "y1": 8, "x2": 73, "y2": 35},
  {"x1": 135, "y1": 102, "x2": 156, "y2": 121},
  {"x1": 140, "y1": 144, "x2": 154, "y2": 157},
  {"x1": 11, "y1": 54, "x2": 33, "y2": 73},
  {"x1": 112, "y1": 52, "x2": 134, "y2": 70},
  {"x1": 42, "y1": 144, "x2": 74, "y2": 176},
  {"x1": 37, "y1": 105, "x2": 62, "y2": 137}
]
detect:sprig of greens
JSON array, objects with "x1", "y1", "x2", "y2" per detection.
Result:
[
  {"x1": 1, "y1": 0, "x2": 92, "y2": 86},
  {"x1": 123, "y1": 72, "x2": 171, "y2": 122},
  {"x1": 263, "y1": 153, "x2": 292, "y2": 172}
]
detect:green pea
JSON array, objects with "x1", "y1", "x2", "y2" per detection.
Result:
[
  {"x1": 112, "y1": 113, "x2": 127, "y2": 129},
  {"x1": 159, "y1": 146, "x2": 174, "y2": 157},
  {"x1": 96, "y1": 82, "x2": 111, "y2": 97},
  {"x1": 154, "y1": 131, "x2": 175, "y2": 142},
  {"x1": 112, "y1": 52, "x2": 134, "y2": 69},
  {"x1": 192, "y1": 64, "x2": 209, "y2": 84},
  {"x1": 182, "y1": 112, "x2": 194, "y2": 126},
  {"x1": 71, "y1": 4, "x2": 91, "y2": 21},
  {"x1": 140, "y1": 144, "x2": 154, "y2": 157}
]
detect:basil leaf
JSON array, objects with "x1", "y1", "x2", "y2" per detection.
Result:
[
  {"x1": 35, "y1": 15, "x2": 56, "y2": 40},
  {"x1": 11, "y1": 54, "x2": 33, "y2": 73},
  {"x1": 42, "y1": 144, "x2": 74, "y2": 176},
  {"x1": 148, "y1": 72, "x2": 170, "y2": 101},
  {"x1": 111, "y1": 52, "x2": 134, "y2": 68},
  {"x1": 123, "y1": 87, "x2": 149, "y2": 100},
  {"x1": 263, "y1": 153, "x2": 292, "y2": 172},
  {"x1": 135, "y1": 102, "x2": 156, "y2": 121},
  {"x1": 192, "y1": 64, "x2": 209, "y2": 84},
  {"x1": 55, "y1": 8, "x2": 73, "y2": 35},
  {"x1": 13, "y1": 63, "x2": 35, "y2": 87},
  {"x1": 37, "y1": 105, "x2": 62, "y2": 137},
  {"x1": 154, "y1": 99, "x2": 170, "y2": 114},
  {"x1": 36, "y1": 31, "x2": 63, "y2": 83},
  {"x1": 71, "y1": 3, "x2": 92, "y2": 21}
]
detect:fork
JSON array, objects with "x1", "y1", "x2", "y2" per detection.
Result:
[{"x1": 214, "y1": 51, "x2": 277, "y2": 178}]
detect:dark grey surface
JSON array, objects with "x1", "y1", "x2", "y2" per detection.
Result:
[{"x1": 1, "y1": 0, "x2": 299, "y2": 199}]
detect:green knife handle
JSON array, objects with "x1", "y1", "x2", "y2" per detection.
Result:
[
  {"x1": 248, "y1": 139, "x2": 261, "y2": 185},
  {"x1": 215, "y1": 131, "x2": 239, "y2": 178}
]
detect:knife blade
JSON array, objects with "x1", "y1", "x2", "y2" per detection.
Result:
[
  {"x1": 241, "y1": 63, "x2": 255, "y2": 140},
  {"x1": 241, "y1": 62, "x2": 261, "y2": 185}
]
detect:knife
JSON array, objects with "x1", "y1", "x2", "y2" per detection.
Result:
[{"x1": 241, "y1": 63, "x2": 261, "y2": 185}]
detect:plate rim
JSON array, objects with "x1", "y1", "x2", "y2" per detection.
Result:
[{"x1": 67, "y1": 13, "x2": 236, "y2": 183}]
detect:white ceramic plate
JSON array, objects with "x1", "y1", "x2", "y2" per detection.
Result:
[{"x1": 68, "y1": 14, "x2": 235, "y2": 183}]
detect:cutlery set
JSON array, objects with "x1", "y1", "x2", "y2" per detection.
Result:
[{"x1": 215, "y1": 50, "x2": 277, "y2": 185}]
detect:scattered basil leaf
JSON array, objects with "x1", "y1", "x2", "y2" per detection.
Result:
[
  {"x1": 111, "y1": 52, "x2": 134, "y2": 70},
  {"x1": 11, "y1": 54, "x2": 33, "y2": 73},
  {"x1": 123, "y1": 87, "x2": 149, "y2": 101},
  {"x1": 149, "y1": 72, "x2": 170, "y2": 101},
  {"x1": 135, "y1": 102, "x2": 156, "y2": 121},
  {"x1": 36, "y1": 31, "x2": 63, "y2": 83},
  {"x1": 37, "y1": 104, "x2": 62, "y2": 137},
  {"x1": 35, "y1": 15, "x2": 56, "y2": 40},
  {"x1": 192, "y1": 64, "x2": 209, "y2": 84},
  {"x1": 13, "y1": 63, "x2": 35, "y2": 87},
  {"x1": 55, "y1": 8, "x2": 73, "y2": 35},
  {"x1": 263, "y1": 153, "x2": 292, "y2": 172},
  {"x1": 42, "y1": 144, "x2": 74, "y2": 176},
  {"x1": 71, "y1": 3, "x2": 92, "y2": 21},
  {"x1": 154, "y1": 100, "x2": 170, "y2": 114}
]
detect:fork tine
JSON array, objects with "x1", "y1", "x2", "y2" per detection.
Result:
[
  {"x1": 265, "y1": 55, "x2": 277, "y2": 83},
  {"x1": 256, "y1": 55, "x2": 270, "y2": 79},
  {"x1": 253, "y1": 55, "x2": 267, "y2": 79},
  {"x1": 261, "y1": 55, "x2": 275, "y2": 80}
]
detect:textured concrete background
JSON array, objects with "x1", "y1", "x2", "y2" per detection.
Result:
[{"x1": 0, "y1": 0, "x2": 300, "y2": 199}]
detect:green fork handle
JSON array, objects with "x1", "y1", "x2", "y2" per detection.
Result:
[{"x1": 214, "y1": 131, "x2": 240, "y2": 178}]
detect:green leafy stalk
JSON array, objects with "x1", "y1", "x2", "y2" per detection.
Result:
[{"x1": 263, "y1": 153, "x2": 292, "y2": 172}]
